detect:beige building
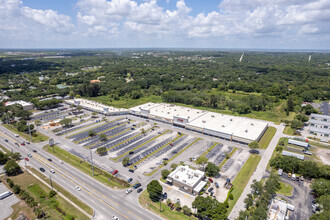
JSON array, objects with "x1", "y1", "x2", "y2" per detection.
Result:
[{"x1": 166, "y1": 165, "x2": 206, "y2": 195}]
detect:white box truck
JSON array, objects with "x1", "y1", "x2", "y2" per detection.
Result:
[{"x1": 0, "y1": 191, "x2": 13, "y2": 200}]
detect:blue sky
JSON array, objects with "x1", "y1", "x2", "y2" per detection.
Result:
[{"x1": 1, "y1": 0, "x2": 329, "y2": 49}]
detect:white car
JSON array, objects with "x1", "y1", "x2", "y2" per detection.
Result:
[
  {"x1": 112, "y1": 216, "x2": 119, "y2": 220},
  {"x1": 126, "y1": 188, "x2": 133, "y2": 194},
  {"x1": 50, "y1": 169, "x2": 55, "y2": 174},
  {"x1": 75, "y1": 186, "x2": 81, "y2": 191},
  {"x1": 59, "y1": 160, "x2": 63, "y2": 164}
]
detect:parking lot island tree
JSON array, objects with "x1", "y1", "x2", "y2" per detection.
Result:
[
  {"x1": 88, "y1": 130, "x2": 97, "y2": 137},
  {"x1": 161, "y1": 169, "x2": 170, "y2": 180},
  {"x1": 196, "y1": 156, "x2": 208, "y2": 171},
  {"x1": 99, "y1": 133, "x2": 107, "y2": 141},
  {"x1": 147, "y1": 180, "x2": 163, "y2": 202},
  {"x1": 60, "y1": 118, "x2": 73, "y2": 128},
  {"x1": 96, "y1": 147, "x2": 107, "y2": 156},
  {"x1": 248, "y1": 141, "x2": 259, "y2": 153},
  {"x1": 122, "y1": 156, "x2": 130, "y2": 167},
  {"x1": 205, "y1": 162, "x2": 220, "y2": 177}
]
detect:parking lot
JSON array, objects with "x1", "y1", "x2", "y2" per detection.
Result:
[{"x1": 0, "y1": 182, "x2": 19, "y2": 219}]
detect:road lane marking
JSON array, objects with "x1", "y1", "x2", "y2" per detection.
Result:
[{"x1": 33, "y1": 154, "x2": 134, "y2": 220}]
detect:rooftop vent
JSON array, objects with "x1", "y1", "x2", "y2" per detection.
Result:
[
  {"x1": 222, "y1": 125, "x2": 225, "y2": 127},
  {"x1": 202, "y1": 120, "x2": 206, "y2": 123},
  {"x1": 245, "y1": 129, "x2": 248, "y2": 133},
  {"x1": 168, "y1": 112, "x2": 170, "y2": 114},
  {"x1": 251, "y1": 123, "x2": 254, "y2": 126},
  {"x1": 211, "y1": 115, "x2": 215, "y2": 118},
  {"x1": 230, "y1": 119, "x2": 233, "y2": 121}
]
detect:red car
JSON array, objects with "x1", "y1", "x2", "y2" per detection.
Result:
[
  {"x1": 21, "y1": 143, "x2": 25, "y2": 146},
  {"x1": 208, "y1": 178, "x2": 213, "y2": 183},
  {"x1": 112, "y1": 170, "x2": 118, "y2": 175},
  {"x1": 25, "y1": 158, "x2": 29, "y2": 161}
]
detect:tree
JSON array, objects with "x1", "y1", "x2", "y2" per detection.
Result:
[
  {"x1": 34, "y1": 119, "x2": 42, "y2": 128},
  {"x1": 205, "y1": 162, "x2": 220, "y2": 177},
  {"x1": 76, "y1": 105, "x2": 83, "y2": 112},
  {"x1": 49, "y1": 190, "x2": 57, "y2": 198},
  {"x1": 182, "y1": 205, "x2": 192, "y2": 216},
  {"x1": 122, "y1": 157, "x2": 130, "y2": 166},
  {"x1": 88, "y1": 130, "x2": 97, "y2": 137},
  {"x1": 196, "y1": 156, "x2": 208, "y2": 171},
  {"x1": 244, "y1": 193, "x2": 254, "y2": 209},
  {"x1": 141, "y1": 128, "x2": 146, "y2": 136},
  {"x1": 0, "y1": 151, "x2": 9, "y2": 165},
  {"x1": 99, "y1": 133, "x2": 107, "y2": 141},
  {"x1": 13, "y1": 185, "x2": 21, "y2": 194},
  {"x1": 248, "y1": 141, "x2": 259, "y2": 153},
  {"x1": 291, "y1": 119, "x2": 304, "y2": 130},
  {"x1": 161, "y1": 169, "x2": 170, "y2": 179},
  {"x1": 91, "y1": 112, "x2": 98, "y2": 118},
  {"x1": 10, "y1": 152, "x2": 21, "y2": 161},
  {"x1": 311, "y1": 179, "x2": 330, "y2": 197},
  {"x1": 147, "y1": 180, "x2": 163, "y2": 202},
  {"x1": 287, "y1": 96, "x2": 294, "y2": 111},
  {"x1": 96, "y1": 147, "x2": 107, "y2": 156},
  {"x1": 264, "y1": 172, "x2": 281, "y2": 195},
  {"x1": 60, "y1": 118, "x2": 73, "y2": 128},
  {"x1": 4, "y1": 159, "x2": 21, "y2": 176},
  {"x1": 192, "y1": 196, "x2": 227, "y2": 219},
  {"x1": 171, "y1": 163, "x2": 178, "y2": 170}
]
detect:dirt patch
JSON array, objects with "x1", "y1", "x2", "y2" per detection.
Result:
[{"x1": 316, "y1": 148, "x2": 330, "y2": 165}]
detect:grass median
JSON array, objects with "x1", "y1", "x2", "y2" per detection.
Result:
[
  {"x1": 3, "y1": 124, "x2": 49, "y2": 143},
  {"x1": 0, "y1": 170, "x2": 90, "y2": 220},
  {"x1": 227, "y1": 154, "x2": 261, "y2": 214},
  {"x1": 259, "y1": 126, "x2": 277, "y2": 149},
  {"x1": 43, "y1": 144, "x2": 130, "y2": 189},
  {"x1": 29, "y1": 167, "x2": 93, "y2": 216}
]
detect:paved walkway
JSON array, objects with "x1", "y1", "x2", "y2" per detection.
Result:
[{"x1": 228, "y1": 123, "x2": 284, "y2": 219}]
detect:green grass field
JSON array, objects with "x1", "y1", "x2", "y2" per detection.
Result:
[
  {"x1": 277, "y1": 181, "x2": 293, "y2": 196},
  {"x1": 3, "y1": 124, "x2": 49, "y2": 143},
  {"x1": 139, "y1": 190, "x2": 196, "y2": 220},
  {"x1": 43, "y1": 145, "x2": 129, "y2": 189},
  {"x1": 259, "y1": 126, "x2": 277, "y2": 149},
  {"x1": 228, "y1": 154, "x2": 261, "y2": 214},
  {"x1": 1, "y1": 171, "x2": 89, "y2": 220}
]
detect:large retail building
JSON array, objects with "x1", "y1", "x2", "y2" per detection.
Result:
[{"x1": 130, "y1": 103, "x2": 268, "y2": 144}]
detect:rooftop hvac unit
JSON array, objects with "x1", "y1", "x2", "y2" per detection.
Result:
[
  {"x1": 222, "y1": 125, "x2": 225, "y2": 127},
  {"x1": 168, "y1": 112, "x2": 170, "y2": 114},
  {"x1": 251, "y1": 123, "x2": 254, "y2": 126},
  {"x1": 211, "y1": 115, "x2": 214, "y2": 118},
  {"x1": 174, "y1": 109, "x2": 176, "y2": 111},
  {"x1": 197, "y1": 112, "x2": 199, "y2": 114},
  {"x1": 230, "y1": 118, "x2": 233, "y2": 121},
  {"x1": 183, "y1": 180, "x2": 186, "y2": 182},
  {"x1": 245, "y1": 129, "x2": 248, "y2": 133},
  {"x1": 187, "y1": 109, "x2": 190, "y2": 112},
  {"x1": 175, "y1": 175, "x2": 179, "y2": 179},
  {"x1": 202, "y1": 120, "x2": 206, "y2": 123}
]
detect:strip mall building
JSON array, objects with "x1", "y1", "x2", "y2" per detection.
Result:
[{"x1": 130, "y1": 103, "x2": 268, "y2": 144}]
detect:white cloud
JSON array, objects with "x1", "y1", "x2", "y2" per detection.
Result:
[{"x1": 0, "y1": 0, "x2": 330, "y2": 48}]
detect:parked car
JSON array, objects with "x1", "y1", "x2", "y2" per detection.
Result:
[
  {"x1": 112, "y1": 216, "x2": 119, "y2": 220},
  {"x1": 40, "y1": 167, "x2": 45, "y2": 172},
  {"x1": 137, "y1": 188, "x2": 143, "y2": 193},
  {"x1": 215, "y1": 182, "x2": 219, "y2": 188},
  {"x1": 48, "y1": 158, "x2": 52, "y2": 162},
  {"x1": 112, "y1": 170, "x2": 118, "y2": 175},
  {"x1": 288, "y1": 173, "x2": 292, "y2": 178},
  {"x1": 163, "y1": 158, "x2": 169, "y2": 161},
  {"x1": 33, "y1": 150, "x2": 37, "y2": 153},
  {"x1": 129, "y1": 169, "x2": 134, "y2": 173},
  {"x1": 27, "y1": 154, "x2": 32, "y2": 158},
  {"x1": 59, "y1": 160, "x2": 63, "y2": 164},
  {"x1": 300, "y1": 176, "x2": 304, "y2": 181},
  {"x1": 25, "y1": 158, "x2": 29, "y2": 161},
  {"x1": 126, "y1": 188, "x2": 133, "y2": 194},
  {"x1": 4, "y1": 139, "x2": 8, "y2": 142},
  {"x1": 208, "y1": 178, "x2": 213, "y2": 183},
  {"x1": 291, "y1": 174, "x2": 296, "y2": 180},
  {"x1": 133, "y1": 183, "x2": 141, "y2": 189},
  {"x1": 208, "y1": 187, "x2": 214, "y2": 193},
  {"x1": 26, "y1": 141, "x2": 30, "y2": 144},
  {"x1": 75, "y1": 186, "x2": 81, "y2": 191},
  {"x1": 50, "y1": 169, "x2": 55, "y2": 174},
  {"x1": 163, "y1": 192, "x2": 167, "y2": 199},
  {"x1": 129, "y1": 151, "x2": 134, "y2": 155},
  {"x1": 21, "y1": 143, "x2": 25, "y2": 146},
  {"x1": 278, "y1": 169, "x2": 283, "y2": 176},
  {"x1": 127, "y1": 178, "x2": 133, "y2": 183}
]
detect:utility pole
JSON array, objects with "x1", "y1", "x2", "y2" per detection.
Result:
[
  {"x1": 49, "y1": 174, "x2": 53, "y2": 190},
  {"x1": 90, "y1": 150, "x2": 94, "y2": 176},
  {"x1": 27, "y1": 121, "x2": 32, "y2": 142}
]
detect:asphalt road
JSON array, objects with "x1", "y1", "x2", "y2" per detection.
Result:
[{"x1": 0, "y1": 125, "x2": 161, "y2": 220}]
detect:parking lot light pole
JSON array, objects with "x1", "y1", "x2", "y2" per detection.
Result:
[
  {"x1": 90, "y1": 150, "x2": 94, "y2": 176},
  {"x1": 27, "y1": 121, "x2": 33, "y2": 142}
]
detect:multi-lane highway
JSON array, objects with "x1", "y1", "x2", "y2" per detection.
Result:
[{"x1": 0, "y1": 125, "x2": 161, "y2": 220}]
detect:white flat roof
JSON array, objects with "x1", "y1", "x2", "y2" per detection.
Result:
[
  {"x1": 5, "y1": 100, "x2": 33, "y2": 107},
  {"x1": 67, "y1": 98, "x2": 128, "y2": 113},
  {"x1": 129, "y1": 102, "x2": 161, "y2": 112},
  {"x1": 267, "y1": 198, "x2": 288, "y2": 220},
  {"x1": 168, "y1": 165, "x2": 204, "y2": 187},
  {"x1": 148, "y1": 103, "x2": 207, "y2": 121},
  {"x1": 193, "y1": 181, "x2": 207, "y2": 193},
  {"x1": 188, "y1": 112, "x2": 268, "y2": 141}
]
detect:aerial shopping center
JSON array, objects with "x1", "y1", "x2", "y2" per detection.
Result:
[{"x1": 66, "y1": 99, "x2": 268, "y2": 144}]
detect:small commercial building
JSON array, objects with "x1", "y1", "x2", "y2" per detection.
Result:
[
  {"x1": 66, "y1": 98, "x2": 129, "y2": 116},
  {"x1": 309, "y1": 114, "x2": 330, "y2": 141},
  {"x1": 5, "y1": 100, "x2": 34, "y2": 110},
  {"x1": 166, "y1": 165, "x2": 206, "y2": 195},
  {"x1": 282, "y1": 150, "x2": 304, "y2": 160},
  {"x1": 130, "y1": 103, "x2": 268, "y2": 144},
  {"x1": 267, "y1": 198, "x2": 294, "y2": 220}
]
